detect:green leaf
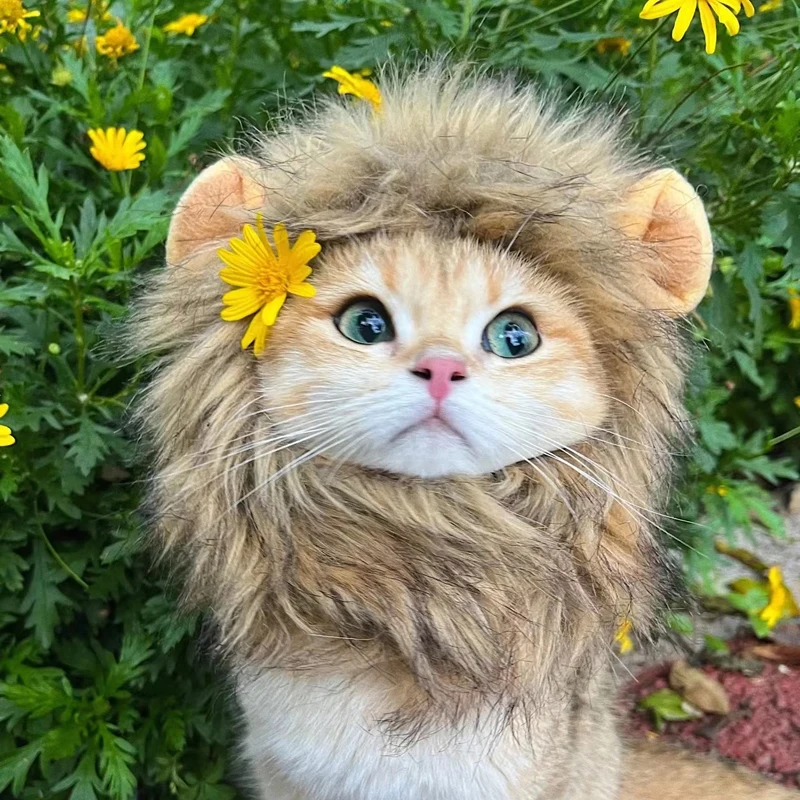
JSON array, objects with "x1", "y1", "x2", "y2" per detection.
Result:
[
  {"x1": 20, "y1": 540, "x2": 72, "y2": 649},
  {"x1": 0, "y1": 740, "x2": 43, "y2": 795},
  {"x1": 98, "y1": 726, "x2": 137, "y2": 800},
  {"x1": 0, "y1": 330, "x2": 35, "y2": 357},
  {"x1": 666, "y1": 612, "x2": 694, "y2": 636},
  {"x1": 726, "y1": 586, "x2": 769, "y2": 614},
  {"x1": 697, "y1": 418, "x2": 738, "y2": 455},
  {"x1": 52, "y1": 752, "x2": 101, "y2": 800},
  {"x1": 64, "y1": 416, "x2": 112, "y2": 477},
  {"x1": 637, "y1": 688, "x2": 703, "y2": 731},
  {"x1": 0, "y1": 137, "x2": 57, "y2": 237},
  {"x1": 703, "y1": 635, "x2": 730, "y2": 655}
]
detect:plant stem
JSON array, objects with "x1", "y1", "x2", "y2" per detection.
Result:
[
  {"x1": 71, "y1": 280, "x2": 86, "y2": 392},
  {"x1": 133, "y1": 1, "x2": 160, "y2": 129},
  {"x1": 35, "y1": 509, "x2": 89, "y2": 590},
  {"x1": 601, "y1": 19, "x2": 667, "y2": 95},
  {"x1": 769, "y1": 424, "x2": 800, "y2": 448}
]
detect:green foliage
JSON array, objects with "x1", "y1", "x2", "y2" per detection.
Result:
[
  {"x1": 637, "y1": 688, "x2": 703, "y2": 732},
  {"x1": 0, "y1": 0, "x2": 798, "y2": 796}
]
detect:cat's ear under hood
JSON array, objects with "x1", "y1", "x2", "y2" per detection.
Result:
[
  {"x1": 469, "y1": 166, "x2": 712, "y2": 319},
  {"x1": 614, "y1": 168, "x2": 713, "y2": 317},
  {"x1": 166, "y1": 156, "x2": 265, "y2": 265}
]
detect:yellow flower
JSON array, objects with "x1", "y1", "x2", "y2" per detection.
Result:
[
  {"x1": 759, "y1": 566, "x2": 799, "y2": 629},
  {"x1": 87, "y1": 127, "x2": 146, "y2": 171},
  {"x1": 95, "y1": 22, "x2": 139, "y2": 60},
  {"x1": 0, "y1": 0, "x2": 41, "y2": 41},
  {"x1": 66, "y1": 4, "x2": 112, "y2": 23},
  {"x1": 640, "y1": 0, "x2": 746, "y2": 54},
  {"x1": 597, "y1": 36, "x2": 632, "y2": 55},
  {"x1": 163, "y1": 13, "x2": 209, "y2": 36},
  {"x1": 323, "y1": 66, "x2": 382, "y2": 112},
  {"x1": 0, "y1": 403, "x2": 15, "y2": 447},
  {"x1": 615, "y1": 619, "x2": 634, "y2": 654},
  {"x1": 759, "y1": 0, "x2": 782, "y2": 9},
  {"x1": 789, "y1": 289, "x2": 800, "y2": 330},
  {"x1": 218, "y1": 217, "x2": 320, "y2": 356},
  {"x1": 794, "y1": 396, "x2": 800, "y2": 409},
  {"x1": 51, "y1": 63, "x2": 72, "y2": 86}
]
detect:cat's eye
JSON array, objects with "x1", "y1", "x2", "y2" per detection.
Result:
[
  {"x1": 482, "y1": 310, "x2": 539, "y2": 359},
  {"x1": 334, "y1": 298, "x2": 395, "y2": 345}
]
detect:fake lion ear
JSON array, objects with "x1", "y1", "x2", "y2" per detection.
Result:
[
  {"x1": 166, "y1": 156, "x2": 265, "y2": 265},
  {"x1": 617, "y1": 168, "x2": 713, "y2": 317}
]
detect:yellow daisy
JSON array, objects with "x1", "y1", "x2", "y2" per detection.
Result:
[
  {"x1": 87, "y1": 127, "x2": 146, "y2": 171},
  {"x1": 0, "y1": 403, "x2": 15, "y2": 447},
  {"x1": 597, "y1": 37, "x2": 632, "y2": 56},
  {"x1": 614, "y1": 619, "x2": 634, "y2": 654},
  {"x1": 640, "y1": 0, "x2": 750, "y2": 54},
  {"x1": 0, "y1": 0, "x2": 41, "y2": 41},
  {"x1": 759, "y1": 0, "x2": 782, "y2": 10},
  {"x1": 218, "y1": 216, "x2": 320, "y2": 356},
  {"x1": 789, "y1": 288, "x2": 800, "y2": 330},
  {"x1": 759, "y1": 566, "x2": 799, "y2": 629},
  {"x1": 95, "y1": 22, "x2": 139, "y2": 60},
  {"x1": 323, "y1": 66, "x2": 382, "y2": 112},
  {"x1": 163, "y1": 12, "x2": 209, "y2": 36},
  {"x1": 66, "y1": 4, "x2": 112, "y2": 23}
]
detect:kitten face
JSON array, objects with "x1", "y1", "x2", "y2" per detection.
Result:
[{"x1": 259, "y1": 233, "x2": 608, "y2": 478}]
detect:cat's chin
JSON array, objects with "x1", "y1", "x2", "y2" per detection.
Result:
[{"x1": 343, "y1": 424, "x2": 505, "y2": 479}]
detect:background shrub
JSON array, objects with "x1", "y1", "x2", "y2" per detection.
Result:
[{"x1": 0, "y1": 0, "x2": 798, "y2": 796}]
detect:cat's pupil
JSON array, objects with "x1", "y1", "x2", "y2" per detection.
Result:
[
  {"x1": 357, "y1": 309, "x2": 385, "y2": 343},
  {"x1": 503, "y1": 322, "x2": 530, "y2": 356}
]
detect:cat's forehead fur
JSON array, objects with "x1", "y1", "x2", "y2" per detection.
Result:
[{"x1": 254, "y1": 67, "x2": 637, "y2": 245}]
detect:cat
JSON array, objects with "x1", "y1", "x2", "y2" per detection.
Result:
[{"x1": 132, "y1": 65, "x2": 797, "y2": 799}]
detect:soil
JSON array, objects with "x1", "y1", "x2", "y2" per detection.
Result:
[{"x1": 620, "y1": 646, "x2": 800, "y2": 789}]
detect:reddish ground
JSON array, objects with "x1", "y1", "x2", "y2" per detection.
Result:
[{"x1": 621, "y1": 650, "x2": 800, "y2": 789}]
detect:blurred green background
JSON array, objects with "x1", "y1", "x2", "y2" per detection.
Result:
[{"x1": 0, "y1": 0, "x2": 798, "y2": 796}]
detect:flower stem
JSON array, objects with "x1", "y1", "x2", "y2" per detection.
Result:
[
  {"x1": 71, "y1": 280, "x2": 86, "y2": 391},
  {"x1": 133, "y1": 1, "x2": 160, "y2": 129}
]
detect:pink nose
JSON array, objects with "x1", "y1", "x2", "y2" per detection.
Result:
[{"x1": 411, "y1": 357, "x2": 468, "y2": 401}]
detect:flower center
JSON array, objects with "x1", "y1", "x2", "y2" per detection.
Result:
[
  {"x1": 0, "y1": 0, "x2": 25, "y2": 23},
  {"x1": 256, "y1": 262, "x2": 288, "y2": 301}
]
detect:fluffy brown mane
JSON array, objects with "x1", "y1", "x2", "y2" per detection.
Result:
[{"x1": 132, "y1": 66, "x2": 690, "y2": 725}]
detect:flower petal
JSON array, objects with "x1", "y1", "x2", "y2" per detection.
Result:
[
  {"x1": 0, "y1": 425, "x2": 11, "y2": 436},
  {"x1": 672, "y1": 0, "x2": 697, "y2": 39},
  {"x1": 241, "y1": 313, "x2": 266, "y2": 351},
  {"x1": 253, "y1": 322, "x2": 269, "y2": 356},
  {"x1": 221, "y1": 288, "x2": 264, "y2": 320},
  {"x1": 219, "y1": 267, "x2": 257, "y2": 287},
  {"x1": 709, "y1": 0, "x2": 740, "y2": 34},
  {"x1": 272, "y1": 223, "x2": 291, "y2": 263},
  {"x1": 288, "y1": 265, "x2": 313, "y2": 284},
  {"x1": 698, "y1": 0, "x2": 718, "y2": 52},
  {"x1": 0, "y1": 403, "x2": 7, "y2": 418},
  {"x1": 260, "y1": 294, "x2": 287, "y2": 326},
  {"x1": 640, "y1": 0, "x2": 686, "y2": 19},
  {"x1": 287, "y1": 282, "x2": 316, "y2": 298},
  {"x1": 0, "y1": 434, "x2": 15, "y2": 447}
]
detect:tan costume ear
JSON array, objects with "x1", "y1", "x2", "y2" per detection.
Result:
[
  {"x1": 617, "y1": 168, "x2": 713, "y2": 317},
  {"x1": 166, "y1": 156, "x2": 265, "y2": 264}
]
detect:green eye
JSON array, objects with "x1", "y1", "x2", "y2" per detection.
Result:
[
  {"x1": 482, "y1": 311, "x2": 539, "y2": 359},
  {"x1": 334, "y1": 298, "x2": 395, "y2": 345}
]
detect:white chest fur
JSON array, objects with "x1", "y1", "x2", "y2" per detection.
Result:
[{"x1": 237, "y1": 669, "x2": 542, "y2": 800}]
